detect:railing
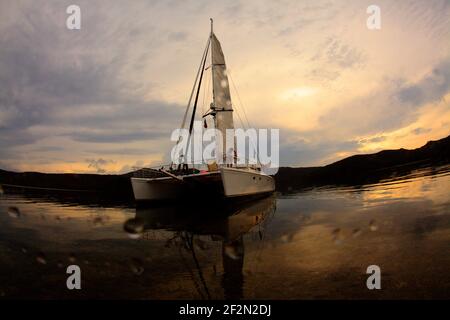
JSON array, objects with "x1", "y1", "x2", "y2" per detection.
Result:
[
  {"x1": 132, "y1": 167, "x2": 168, "y2": 179},
  {"x1": 132, "y1": 157, "x2": 262, "y2": 178}
]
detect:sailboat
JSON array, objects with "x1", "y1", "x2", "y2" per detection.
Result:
[{"x1": 131, "y1": 19, "x2": 275, "y2": 202}]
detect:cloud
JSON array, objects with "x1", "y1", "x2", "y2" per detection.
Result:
[
  {"x1": 68, "y1": 130, "x2": 165, "y2": 143},
  {"x1": 168, "y1": 32, "x2": 188, "y2": 42},
  {"x1": 411, "y1": 127, "x2": 432, "y2": 135},
  {"x1": 0, "y1": 1, "x2": 184, "y2": 170},
  {"x1": 85, "y1": 158, "x2": 115, "y2": 173},
  {"x1": 0, "y1": 0, "x2": 449, "y2": 172},
  {"x1": 360, "y1": 136, "x2": 386, "y2": 144},
  {"x1": 323, "y1": 38, "x2": 366, "y2": 69},
  {"x1": 310, "y1": 35, "x2": 366, "y2": 65},
  {"x1": 87, "y1": 147, "x2": 155, "y2": 155},
  {"x1": 395, "y1": 60, "x2": 450, "y2": 107},
  {"x1": 278, "y1": 128, "x2": 360, "y2": 166},
  {"x1": 318, "y1": 59, "x2": 450, "y2": 139}
]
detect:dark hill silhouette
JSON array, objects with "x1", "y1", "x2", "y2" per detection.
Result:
[
  {"x1": 0, "y1": 170, "x2": 135, "y2": 201},
  {"x1": 1, "y1": 135, "x2": 449, "y2": 198},
  {"x1": 275, "y1": 134, "x2": 450, "y2": 191}
]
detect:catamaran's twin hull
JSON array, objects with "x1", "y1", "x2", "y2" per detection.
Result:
[
  {"x1": 131, "y1": 168, "x2": 275, "y2": 202},
  {"x1": 220, "y1": 167, "x2": 275, "y2": 197},
  {"x1": 131, "y1": 177, "x2": 185, "y2": 201}
]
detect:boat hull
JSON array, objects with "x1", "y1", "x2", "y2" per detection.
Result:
[
  {"x1": 220, "y1": 167, "x2": 275, "y2": 197},
  {"x1": 131, "y1": 168, "x2": 275, "y2": 202},
  {"x1": 131, "y1": 177, "x2": 185, "y2": 201}
]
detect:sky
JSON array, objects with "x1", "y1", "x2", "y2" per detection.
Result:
[{"x1": 0, "y1": 0, "x2": 449, "y2": 173}]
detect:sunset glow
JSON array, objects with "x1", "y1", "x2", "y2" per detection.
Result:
[{"x1": 0, "y1": 0, "x2": 449, "y2": 172}]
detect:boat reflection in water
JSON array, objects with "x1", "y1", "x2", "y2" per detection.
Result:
[{"x1": 134, "y1": 196, "x2": 276, "y2": 299}]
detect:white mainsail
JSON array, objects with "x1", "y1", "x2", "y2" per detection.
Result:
[{"x1": 210, "y1": 31, "x2": 235, "y2": 163}]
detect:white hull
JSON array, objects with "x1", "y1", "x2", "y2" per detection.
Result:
[
  {"x1": 131, "y1": 177, "x2": 184, "y2": 201},
  {"x1": 131, "y1": 168, "x2": 275, "y2": 201},
  {"x1": 220, "y1": 167, "x2": 275, "y2": 197}
]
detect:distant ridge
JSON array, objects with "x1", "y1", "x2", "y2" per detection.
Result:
[
  {"x1": 275, "y1": 134, "x2": 450, "y2": 191},
  {"x1": 0, "y1": 170, "x2": 134, "y2": 200},
  {"x1": 1, "y1": 135, "x2": 449, "y2": 198}
]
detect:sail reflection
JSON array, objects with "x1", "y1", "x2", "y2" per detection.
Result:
[{"x1": 135, "y1": 196, "x2": 276, "y2": 299}]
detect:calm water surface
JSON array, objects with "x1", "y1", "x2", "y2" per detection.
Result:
[{"x1": 1, "y1": 165, "x2": 449, "y2": 299}]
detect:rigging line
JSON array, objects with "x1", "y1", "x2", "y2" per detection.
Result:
[
  {"x1": 228, "y1": 69, "x2": 253, "y2": 130},
  {"x1": 201, "y1": 72, "x2": 213, "y2": 166},
  {"x1": 205, "y1": 68, "x2": 211, "y2": 115},
  {"x1": 252, "y1": 207, "x2": 276, "y2": 275},
  {"x1": 232, "y1": 102, "x2": 255, "y2": 163},
  {"x1": 188, "y1": 234, "x2": 212, "y2": 300},
  {"x1": 172, "y1": 36, "x2": 211, "y2": 164},
  {"x1": 201, "y1": 72, "x2": 206, "y2": 117},
  {"x1": 187, "y1": 38, "x2": 211, "y2": 149},
  {"x1": 234, "y1": 103, "x2": 247, "y2": 132},
  {"x1": 228, "y1": 69, "x2": 261, "y2": 166},
  {"x1": 201, "y1": 52, "x2": 210, "y2": 117},
  {"x1": 177, "y1": 238, "x2": 205, "y2": 300},
  {"x1": 233, "y1": 102, "x2": 259, "y2": 164}
]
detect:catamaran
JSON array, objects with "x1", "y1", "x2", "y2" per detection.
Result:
[{"x1": 131, "y1": 20, "x2": 275, "y2": 202}]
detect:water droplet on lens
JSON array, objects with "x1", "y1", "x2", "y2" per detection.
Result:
[
  {"x1": 36, "y1": 252, "x2": 47, "y2": 265},
  {"x1": 352, "y1": 228, "x2": 362, "y2": 238},
  {"x1": 221, "y1": 79, "x2": 228, "y2": 88},
  {"x1": 332, "y1": 228, "x2": 343, "y2": 244},
  {"x1": 7, "y1": 207, "x2": 20, "y2": 219},
  {"x1": 369, "y1": 219, "x2": 378, "y2": 231},
  {"x1": 123, "y1": 218, "x2": 145, "y2": 239},
  {"x1": 129, "y1": 258, "x2": 144, "y2": 275},
  {"x1": 68, "y1": 253, "x2": 77, "y2": 263},
  {"x1": 281, "y1": 233, "x2": 294, "y2": 243},
  {"x1": 280, "y1": 234, "x2": 289, "y2": 243},
  {"x1": 93, "y1": 216, "x2": 103, "y2": 226},
  {"x1": 224, "y1": 244, "x2": 241, "y2": 260}
]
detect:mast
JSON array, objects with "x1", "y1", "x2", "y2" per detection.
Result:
[
  {"x1": 180, "y1": 37, "x2": 210, "y2": 169},
  {"x1": 173, "y1": 37, "x2": 210, "y2": 167},
  {"x1": 188, "y1": 40, "x2": 210, "y2": 137}
]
